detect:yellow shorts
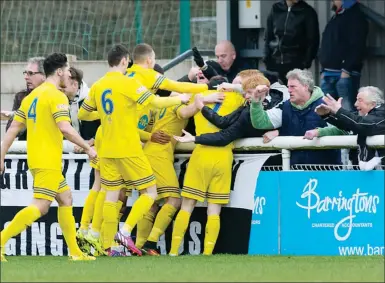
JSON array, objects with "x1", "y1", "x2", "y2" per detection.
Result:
[
  {"x1": 100, "y1": 156, "x2": 156, "y2": 191},
  {"x1": 90, "y1": 157, "x2": 100, "y2": 171},
  {"x1": 31, "y1": 169, "x2": 70, "y2": 201},
  {"x1": 182, "y1": 147, "x2": 233, "y2": 204},
  {"x1": 147, "y1": 155, "x2": 180, "y2": 200}
]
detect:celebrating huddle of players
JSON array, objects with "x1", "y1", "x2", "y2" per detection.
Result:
[{"x1": 0, "y1": 43, "x2": 271, "y2": 261}]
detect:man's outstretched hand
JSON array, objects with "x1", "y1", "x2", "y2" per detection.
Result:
[{"x1": 174, "y1": 129, "x2": 196, "y2": 143}]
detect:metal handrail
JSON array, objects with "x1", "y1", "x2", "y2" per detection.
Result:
[
  {"x1": 360, "y1": 3, "x2": 385, "y2": 30},
  {"x1": 162, "y1": 49, "x2": 215, "y2": 72}
]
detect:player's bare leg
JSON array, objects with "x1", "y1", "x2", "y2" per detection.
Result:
[
  {"x1": 169, "y1": 197, "x2": 197, "y2": 256},
  {"x1": 142, "y1": 196, "x2": 181, "y2": 255},
  {"x1": 203, "y1": 203, "x2": 222, "y2": 256},
  {"x1": 116, "y1": 185, "x2": 158, "y2": 256},
  {"x1": 0, "y1": 198, "x2": 50, "y2": 262},
  {"x1": 56, "y1": 190, "x2": 95, "y2": 261}
]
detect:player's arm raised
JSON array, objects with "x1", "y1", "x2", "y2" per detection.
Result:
[
  {"x1": 78, "y1": 87, "x2": 99, "y2": 121},
  {"x1": 52, "y1": 94, "x2": 97, "y2": 159},
  {"x1": 177, "y1": 92, "x2": 225, "y2": 119},
  {"x1": 128, "y1": 78, "x2": 191, "y2": 109},
  {"x1": 155, "y1": 73, "x2": 208, "y2": 94}
]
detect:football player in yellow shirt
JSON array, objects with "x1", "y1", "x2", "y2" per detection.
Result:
[
  {"x1": 126, "y1": 43, "x2": 209, "y2": 95},
  {"x1": 78, "y1": 44, "x2": 190, "y2": 256},
  {"x1": 0, "y1": 53, "x2": 96, "y2": 262},
  {"x1": 125, "y1": 43, "x2": 212, "y2": 249},
  {"x1": 136, "y1": 86, "x2": 225, "y2": 256},
  {"x1": 77, "y1": 125, "x2": 130, "y2": 256},
  {"x1": 170, "y1": 76, "x2": 254, "y2": 256},
  {"x1": 77, "y1": 113, "x2": 168, "y2": 256}
]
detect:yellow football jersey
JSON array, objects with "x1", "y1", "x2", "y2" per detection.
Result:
[
  {"x1": 126, "y1": 64, "x2": 208, "y2": 94},
  {"x1": 13, "y1": 82, "x2": 71, "y2": 170},
  {"x1": 94, "y1": 125, "x2": 102, "y2": 153},
  {"x1": 92, "y1": 107, "x2": 153, "y2": 155},
  {"x1": 194, "y1": 90, "x2": 245, "y2": 149},
  {"x1": 137, "y1": 104, "x2": 157, "y2": 132},
  {"x1": 80, "y1": 71, "x2": 155, "y2": 158},
  {"x1": 143, "y1": 103, "x2": 188, "y2": 160}
]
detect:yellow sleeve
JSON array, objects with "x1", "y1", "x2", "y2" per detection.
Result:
[
  {"x1": 50, "y1": 93, "x2": 71, "y2": 123},
  {"x1": 13, "y1": 99, "x2": 28, "y2": 124},
  {"x1": 159, "y1": 77, "x2": 208, "y2": 94},
  {"x1": 125, "y1": 77, "x2": 155, "y2": 106},
  {"x1": 138, "y1": 129, "x2": 151, "y2": 142},
  {"x1": 78, "y1": 87, "x2": 98, "y2": 121},
  {"x1": 150, "y1": 96, "x2": 183, "y2": 109},
  {"x1": 94, "y1": 125, "x2": 102, "y2": 148},
  {"x1": 80, "y1": 110, "x2": 100, "y2": 121},
  {"x1": 174, "y1": 104, "x2": 187, "y2": 120}
]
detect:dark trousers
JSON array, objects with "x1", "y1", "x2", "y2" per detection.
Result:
[{"x1": 321, "y1": 75, "x2": 360, "y2": 113}]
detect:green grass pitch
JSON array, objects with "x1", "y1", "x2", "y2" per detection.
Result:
[{"x1": 1, "y1": 255, "x2": 384, "y2": 282}]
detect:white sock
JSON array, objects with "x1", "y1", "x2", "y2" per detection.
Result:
[
  {"x1": 120, "y1": 228, "x2": 131, "y2": 237},
  {"x1": 90, "y1": 229, "x2": 100, "y2": 239}
]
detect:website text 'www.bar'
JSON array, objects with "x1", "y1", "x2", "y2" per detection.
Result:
[{"x1": 339, "y1": 244, "x2": 384, "y2": 256}]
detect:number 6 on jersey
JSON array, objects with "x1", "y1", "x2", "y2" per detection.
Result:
[{"x1": 101, "y1": 89, "x2": 114, "y2": 114}]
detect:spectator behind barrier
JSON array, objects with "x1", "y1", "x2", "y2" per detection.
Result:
[
  {"x1": 264, "y1": 0, "x2": 320, "y2": 84},
  {"x1": 5, "y1": 57, "x2": 46, "y2": 140},
  {"x1": 250, "y1": 68, "x2": 342, "y2": 166},
  {"x1": 304, "y1": 86, "x2": 385, "y2": 169},
  {"x1": 62, "y1": 66, "x2": 100, "y2": 153},
  {"x1": 190, "y1": 71, "x2": 289, "y2": 147},
  {"x1": 180, "y1": 41, "x2": 250, "y2": 84},
  {"x1": 319, "y1": 0, "x2": 368, "y2": 112}
]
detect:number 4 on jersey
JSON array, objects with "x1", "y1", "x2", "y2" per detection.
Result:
[
  {"x1": 101, "y1": 89, "x2": 114, "y2": 114},
  {"x1": 28, "y1": 98, "x2": 38, "y2": 122}
]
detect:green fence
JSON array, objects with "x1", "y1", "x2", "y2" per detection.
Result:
[{"x1": 1, "y1": 0, "x2": 217, "y2": 61}]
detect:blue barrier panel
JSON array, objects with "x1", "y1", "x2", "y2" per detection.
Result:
[
  {"x1": 248, "y1": 172, "x2": 279, "y2": 255},
  {"x1": 280, "y1": 171, "x2": 384, "y2": 256}
]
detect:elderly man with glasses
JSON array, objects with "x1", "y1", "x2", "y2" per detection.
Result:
[{"x1": 3, "y1": 57, "x2": 46, "y2": 140}]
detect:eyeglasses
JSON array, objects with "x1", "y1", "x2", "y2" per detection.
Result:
[{"x1": 23, "y1": 71, "x2": 43, "y2": 76}]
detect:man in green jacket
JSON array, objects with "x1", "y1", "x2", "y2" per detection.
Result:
[{"x1": 249, "y1": 68, "x2": 341, "y2": 165}]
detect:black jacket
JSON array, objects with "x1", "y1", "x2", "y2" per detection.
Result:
[
  {"x1": 194, "y1": 88, "x2": 286, "y2": 146},
  {"x1": 195, "y1": 105, "x2": 266, "y2": 146},
  {"x1": 319, "y1": 2, "x2": 368, "y2": 74},
  {"x1": 324, "y1": 104, "x2": 385, "y2": 136},
  {"x1": 324, "y1": 104, "x2": 385, "y2": 164},
  {"x1": 264, "y1": 0, "x2": 319, "y2": 68},
  {"x1": 6, "y1": 89, "x2": 31, "y2": 140},
  {"x1": 179, "y1": 59, "x2": 250, "y2": 84}
]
